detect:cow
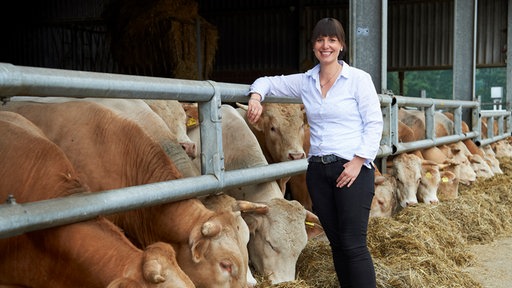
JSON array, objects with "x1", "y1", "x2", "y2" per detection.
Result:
[
  {"x1": 398, "y1": 108, "x2": 454, "y2": 140},
  {"x1": 188, "y1": 104, "x2": 324, "y2": 285},
  {"x1": 236, "y1": 102, "x2": 306, "y2": 193},
  {"x1": 286, "y1": 124, "x2": 312, "y2": 211},
  {"x1": 390, "y1": 153, "x2": 422, "y2": 207},
  {"x1": 0, "y1": 111, "x2": 194, "y2": 288},
  {"x1": 480, "y1": 144, "x2": 503, "y2": 174},
  {"x1": 200, "y1": 193, "x2": 273, "y2": 288},
  {"x1": 0, "y1": 101, "x2": 251, "y2": 288},
  {"x1": 448, "y1": 141, "x2": 494, "y2": 179},
  {"x1": 437, "y1": 170, "x2": 459, "y2": 201},
  {"x1": 370, "y1": 173, "x2": 399, "y2": 218},
  {"x1": 417, "y1": 160, "x2": 441, "y2": 204},
  {"x1": 10, "y1": 96, "x2": 200, "y2": 178},
  {"x1": 144, "y1": 99, "x2": 198, "y2": 158},
  {"x1": 492, "y1": 139, "x2": 512, "y2": 158},
  {"x1": 422, "y1": 145, "x2": 476, "y2": 186},
  {"x1": 443, "y1": 111, "x2": 502, "y2": 176}
]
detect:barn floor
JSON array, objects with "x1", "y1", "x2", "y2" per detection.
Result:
[{"x1": 465, "y1": 235, "x2": 512, "y2": 288}]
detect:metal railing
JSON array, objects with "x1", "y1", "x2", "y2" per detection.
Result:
[{"x1": 0, "y1": 63, "x2": 510, "y2": 238}]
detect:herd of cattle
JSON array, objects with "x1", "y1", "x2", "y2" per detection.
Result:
[{"x1": 1, "y1": 96, "x2": 511, "y2": 287}]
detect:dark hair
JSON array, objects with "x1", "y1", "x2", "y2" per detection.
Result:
[{"x1": 311, "y1": 18, "x2": 347, "y2": 59}]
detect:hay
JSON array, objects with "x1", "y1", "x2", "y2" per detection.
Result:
[
  {"x1": 278, "y1": 156, "x2": 512, "y2": 288},
  {"x1": 104, "y1": 0, "x2": 218, "y2": 80}
]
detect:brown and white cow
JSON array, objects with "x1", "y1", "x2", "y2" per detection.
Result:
[
  {"x1": 370, "y1": 173, "x2": 399, "y2": 218},
  {"x1": 492, "y1": 139, "x2": 512, "y2": 158},
  {"x1": 237, "y1": 102, "x2": 306, "y2": 193},
  {"x1": 398, "y1": 108, "x2": 454, "y2": 140},
  {"x1": 480, "y1": 144, "x2": 503, "y2": 174},
  {"x1": 1, "y1": 101, "x2": 250, "y2": 288},
  {"x1": 286, "y1": 124, "x2": 312, "y2": 211},
  {"x1": 10, "y1": 96, "x2": 200, "y2": 178},
  {"x1": 189, "y1": 104, "x2": 323, "y2": 285},
  {"x1": 448, "y1": 141, "x2": 494, "y2": 179},
  {"x1": 144, "y1": 99, "x2": 198, "y2": 158},
  {"x1": 0, "y1": 111, "x2": 194, "y2": 288},
  {"x1": 437, "y1": 170, "x2": 459, "y2": 201},
  {"x1": 417, "y1": 160, "x2": 441, "y2": 204},
  {"x1": 389, "y1": 153, "x2": 422, "y2": 207},
  {"x1": 422, "y1": 145, "x2": 476, "y2": 186}
]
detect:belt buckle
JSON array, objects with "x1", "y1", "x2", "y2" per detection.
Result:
[{"x1": 321, "y1": 155, "x2": 330, "y2": 164}]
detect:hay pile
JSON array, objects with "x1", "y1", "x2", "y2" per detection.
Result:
[
  {"x1": 104, "y1": 0, "x2": 217, "y2": 79},
  {"x1": 257, "y1": 157, "x2": 512, "y2": 288}
]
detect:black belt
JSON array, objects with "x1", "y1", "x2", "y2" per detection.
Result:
[{"x1": 308, "y1": 154, "x2": 345, "y2": 164}]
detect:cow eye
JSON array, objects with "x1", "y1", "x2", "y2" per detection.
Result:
[
  {"x1": 270, "y1": 126, "x2": 276, "y2": 132},
  {"x1": 266, "y1": 240, "x2": 278, "y2": 252}
]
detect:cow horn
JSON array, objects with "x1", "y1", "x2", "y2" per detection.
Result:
[
  {"x1": 201, "y1": 221, "x2": 222, "y2": 237},
  {"x1": 235, "y1": 102, "x2": 249, "y2": 111},
  {"x1": 235, "y1": 200, "x2": 269, "y2": 214}
]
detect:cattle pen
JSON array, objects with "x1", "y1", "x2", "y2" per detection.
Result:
[{"x1": 0, "y1": 62, "x2": 511, "y2": 239}]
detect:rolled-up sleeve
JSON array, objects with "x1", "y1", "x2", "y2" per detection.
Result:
[{"x1": 249, "y1": 74, "x2": 304, "y2": 101}]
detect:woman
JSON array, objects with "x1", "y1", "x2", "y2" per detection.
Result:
[{"x1": 246, "y1": 18, "x2": 383, "y2": 287}]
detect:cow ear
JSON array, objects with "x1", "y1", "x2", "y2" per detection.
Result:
[
  {"x1": 301, "y1": 104, "x2": 308, "y2": 126},
  {"x1": 190, "y1": 238, "x2": 209, "y2": 263},
  {"x1": 305, "y1": 210, "x2": 324, "y2": 239},
  {"x1": 240, "y1": 213, "x2": 263, "y2": 234}
]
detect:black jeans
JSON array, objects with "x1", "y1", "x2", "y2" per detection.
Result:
[{"x1": 306, "y1": 158, "x2": 376, "y2": 288}]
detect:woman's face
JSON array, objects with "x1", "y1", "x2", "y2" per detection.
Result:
[{"x1": 313, "y1": 36, "x2": 342, "y2": 64}]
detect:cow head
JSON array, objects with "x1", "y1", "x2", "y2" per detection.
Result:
[
  {"x1": 237, "y1": 103, "x2": 306, "y2": 162},
  {"x1": 145, "y1": 100, "x2": 198, "y2": 159},
  {"x1": 177, "y1": 210, "x2": 250, "y2": 288},
  {"x1": 417, "y1": 161, "x2": 440, "y2": 204},
  {"x1": 437, "y1": 170, "x2": 459, "y2": 201},
  {"x1": 391, "y1": 153, "x2": 422, "y2": 207},
  {"x1": 480, "y1": 145, "x2": 503, "y2": 174},
  {"x1": 447, "y1": 146, "x2": 476, "y2": 185},
  {"x1": 241, "y1": 198, "x2": 309, "y2": 284},
  {"x1": 469, "y1": 154, "x2": 494, "y2": 179},
  {"x1": 371, "y1": 174, "x2": 398, "y2": 217},
  {"x1": 201, "y1": 193, "x2": 269, "y2": 288}
]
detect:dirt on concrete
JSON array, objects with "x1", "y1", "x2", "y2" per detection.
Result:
[{"x1": 465, "y1": 235, "x2": 512, "y2": 288}]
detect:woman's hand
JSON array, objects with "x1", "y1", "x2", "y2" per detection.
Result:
[
  {"x1": 336, "y1": 156, "x2": 365, "y2": 188},
  {"x1": 247, "y1": 93, "x2": 263, "y2": 123}
]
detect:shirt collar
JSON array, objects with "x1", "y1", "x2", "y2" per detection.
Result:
[{"x1": 305, "y1": 60, "x2": 350, "y2": 80}]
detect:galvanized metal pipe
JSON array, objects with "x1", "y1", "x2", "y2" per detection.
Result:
[
  {"x1": 0, "y1": 62, "x2": 302, "y2": 104},
  {"x1": 0, "y1": 160, "x2": 307, "y2": 239}
]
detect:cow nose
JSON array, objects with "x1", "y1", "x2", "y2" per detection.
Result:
[
  {"x1": 220, "y1": 260, "x2": 233, "y2": 274},
  {"x1": 430, "y1": 199, "x2": 439, "y2": 205},
  {"x1": 406, "y1": 201, "x2": 418, "y2": 207},
  {"x1": 180, "y1": 142, "x2": 197, "y2": 159},
  {"x1": 288, "y1": 152, "x2": 306, "y2": 160}
]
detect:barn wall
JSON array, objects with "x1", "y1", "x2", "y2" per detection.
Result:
[
  {"x1": 388, "y1": 0, "x2": 508, "y2": 72},
  {"x1": 0, "y1": 0, "x2": 114, "y2": 73},
  {"x1": 476, "y1": 0, "x2": 508, "y2": 67},
  {"x1": 0, "y1": 0, "x2": 507, "y2": 83}
]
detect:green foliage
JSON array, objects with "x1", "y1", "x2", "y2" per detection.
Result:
[{"x1": 476, "y1": 67, "x2": 507, "y2": 110}]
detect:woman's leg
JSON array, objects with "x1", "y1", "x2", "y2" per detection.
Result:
[{"x1": 307, "y1": 162, "x2": 376, "y2": 288}]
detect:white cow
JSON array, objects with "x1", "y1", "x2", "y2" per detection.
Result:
[{"x1": 390, "y1": 153, "x2": 422, "y2": 207}]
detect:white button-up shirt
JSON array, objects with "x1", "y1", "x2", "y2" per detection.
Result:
[{"x1": 249, "y1": 61, "x2": 383, "y2": 167}]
